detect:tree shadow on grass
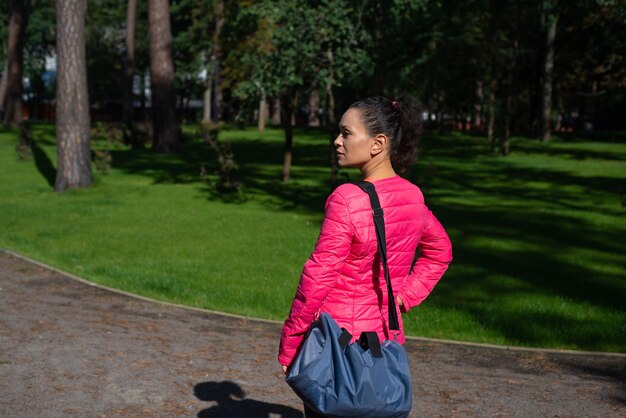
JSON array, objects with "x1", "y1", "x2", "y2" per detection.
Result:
[
  {"x1": 413, "y1": 144, "x2": 625, "y2": 216},
  {"x1": 108, "y1": 134, "x2": 334, "y2": 214},
  {"x1": 29, "y1": 123, "x2": 57, "y2": 146},
  {"x1": 194, "y1": 381, "x2": 303, "y2": 418},
  {"x1": 31, "y1": 138, "x2": 56, "y2": 188},
  {"x1": 109, "y1": 141, "x2": 213, "y2": 185},
  {"x1": 536, "y1": 147, "x2": 626, "y2": 162},
  {"x1": 418, "y1": 203, "x2": 626, "y2": 351}
]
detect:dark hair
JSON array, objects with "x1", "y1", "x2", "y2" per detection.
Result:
[{"x1": 349, "y1": 96, "x2": 422, "y2": 172}]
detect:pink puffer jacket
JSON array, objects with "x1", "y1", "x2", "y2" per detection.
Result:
[{"x1": 278, "y1": 175, "x2": 452, "y2": 366}]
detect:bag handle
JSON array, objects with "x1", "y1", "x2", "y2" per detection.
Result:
[
  {"x1": 359, "y1": 332, "x2": 383, "y2": 358},
  {"x1": 355, "y1": 181, "x2": 400, "y2": 332},
  {"x1": 338, "y1": 328, "x2": 352, "y2": 350}
]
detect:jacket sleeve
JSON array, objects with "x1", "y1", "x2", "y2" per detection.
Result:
[
  {"x1": 278, "y1": 191, "x2": 353, "y2": 366},
  {"x1": 398, "y1": 208, "x2": 452, "y2": 312}
]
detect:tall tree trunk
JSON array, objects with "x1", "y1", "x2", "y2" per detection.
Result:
[
  {"x1": 140, "y1": 70, "x2": 147, "y2": 121},
  {"x1": 257, "y1": 88, "x2": 267, "y2": 131},
  {"x1": 202, "y1": 76, "x2": 212, "y2": 123},
  {"x1": 0, "y1": 60, "x2": 8, "y2": 115},
  {"x1": 148, "y1": 0, "x2": 179, "y2": 153},
  {"x1": 529, "y1": 56, "x2": 541, "y2": 134},
  {"x1": 212, "y1": 0, "x2": 224, "y2": 122},
  {"x1": 473, "y1": 79, "x2": 483, "y2": 130},
  {"x1": 308, "y1": 89, "x2": 320, "y2": 127},
  {"x1": 326, "y1": 45, "x2": 338, "y2": 185},
  {"x1": 212, "y1": 71, "x2": 222, "y2": 124},
  {"x1": 4, "y1": 0, "x2": 34, "y2": 127},
  {"x1": 326, "y1": 83, "x2": 338, "y2": 185},
  {"x1": 55, "y1": 0, "x2": 91, "y2": 191},
  {"x1": 326, "y1": 86, "x2": 335, "y2": 128},
  {"x1": 502, "y1": 93, "x2": 512, "y2": 156},
  {"x1": 281, "y1": 91, "x2": 294, "y2": 182},
  {"x1": 555, "y1": 95, "x2": 564, "y2": 132},
  {"x1": 487, "y1": 78, "x2": 497, "y2": 151},
  {"x1": 290, "y1": 91, "x2": 298, "y2": 127},
  {"x1": 502, "y1": 42, "x2": 518, "y2": 156},
  {"x1": 271, "y1": 97, "x2": 281, "y2": 125},
  {"x1": 541, "y1": 4, "x2": 558, "y2": 143},
  {"x1": 122, "y1": 0, "x2": 137, "y2": 144},
  {"x1": 588, "y1": 81, "x2": 598, "y2": 130}
]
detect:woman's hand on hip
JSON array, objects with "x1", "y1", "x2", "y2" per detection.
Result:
[{"x1": 397, "y1": 295, "x2": 405, "y2": 309}]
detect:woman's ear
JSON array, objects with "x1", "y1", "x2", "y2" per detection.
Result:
[{"x1": 370, "y1": 134, "x2": 388, "y2": 156}]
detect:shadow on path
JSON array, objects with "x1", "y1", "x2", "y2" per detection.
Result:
[{"x1": 194, "y1": 381, "x2": 303, "y2": 418}]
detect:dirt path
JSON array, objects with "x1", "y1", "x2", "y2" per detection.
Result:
[{"x1": 0, "y1": 251, "x2": 624, "y2": 417}]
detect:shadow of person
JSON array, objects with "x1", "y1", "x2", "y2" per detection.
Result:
[{"x1": 194, "y1": 381, "x2": 303, "y2": 418}]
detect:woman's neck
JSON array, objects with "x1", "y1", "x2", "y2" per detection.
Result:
[{"x1": 360, "y1": 158, "x2": 396, "y2": 181}]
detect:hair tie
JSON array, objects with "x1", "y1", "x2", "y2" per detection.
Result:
[{"x1": 391, "y1": 100, "x2": 398, "y2": 109}]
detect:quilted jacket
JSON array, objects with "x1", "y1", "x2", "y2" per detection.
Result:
[{"x1": 278, "y1": 175, "x2": 452, "y2": 366}]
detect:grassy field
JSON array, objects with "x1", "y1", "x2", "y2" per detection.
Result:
[{"x1": 1, "y1": 123, "x2": 624, "y2": 352}]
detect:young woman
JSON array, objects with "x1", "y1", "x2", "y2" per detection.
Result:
[{"x1": 278, "y1": 96, "x2": 453, "y2": 417}]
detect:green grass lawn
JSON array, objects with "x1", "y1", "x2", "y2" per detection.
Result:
[{"x1": 1, "y1": 123, "x2": 625, "y2": 352}]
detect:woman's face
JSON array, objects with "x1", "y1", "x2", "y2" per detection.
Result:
[{"x1": 334, "y1": 108, "x2": 374, "y2": 168}]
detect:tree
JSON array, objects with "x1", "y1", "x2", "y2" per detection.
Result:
[
  {"x1": 55, "y1": 0, "x2": 91, "y2": 191},
  {"x1": 22, "y1": 1, "x2": 55, "y2": 120},
  {"x1": 168, "y1": 0, "x2": 214, "y2": 121},
  {"x1": 148, "y1": 0, "x2": 179, "y2": 153},
  {"x1": 541, "y1": 0, "x2": 558, "y2": 142},
  {"x1": 122, "y1": 0, "x2": 137, "y2": 143},
  {"x1": 0, "y1": 64, "x2": 7, "y2": 116},
  {"x1": 74, "y1": 0, "x2": 154, "y2": 151},
  {"x1": 254, "y1": 0, "x2": 312, "y2": 180},
  {"x1": 552, "y1": 0, "x2": 626, "y2": 133},
  {"x1": 3, "y1": 0, "x2": 35, "y2": 127},
  {"x1": 211, "y1": 0, "x2": 225, "y2": 122},
  {"x1": 223, "y1": 0, "x2": 369, "y2": 181},
  {"x1": 222, "y1": 0, "x2": 316, "y2": 180},
  {"x1": 220, "y1": 1, "x2": 275, "y2": 126},
  {"x1": 0, "y1": 7, "x2": 9, "y2": 118},
  {"x1": 83, "y1": 1, "x2": 125, "y2": 112}
]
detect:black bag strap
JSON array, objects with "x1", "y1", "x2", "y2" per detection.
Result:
[
  {"x1": 338, "y1": 328, "x2": 352, "y2": 350},
  {"x1": 359, "y1": 332, "x2": 383, "y2": 358},
  {"x1": 355, "y1": 181, "x2": 400, "y2": 332}
]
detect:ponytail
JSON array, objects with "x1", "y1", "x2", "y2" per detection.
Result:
[
  {"x1": 349, "y1": 96, "x2": 422, "y2": 172},
  {"x1": 393, "y1": 96, "x2": 422, "y2": 172}
]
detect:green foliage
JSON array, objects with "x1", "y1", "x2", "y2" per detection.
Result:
[
  {"x1": 91, "y1": 149, "x2": 112, "y2": 175},
  {"x1": 222, "y1": 0, "x2": 370, "y2": 109},
  {"x1": 85, "y1": 0, "x2": 126, "y2": 106},
  {"x1": 91, "y1": 121, "x2": 124, "y2": 145},
  {"x1": 0, "y1": 0, "x2": 58, "y2": 104},
  {"x1": 555, "y1": 1, "x2": 626, "y2": 118},
  {"x1": 14, "y1": 141, "x2": 32, "y2": 160},
  {"x1": 170, "y1": 0, "x2": 215, "y2": 105},
  {"x1": 23, "y1": 1, "x2": 55, "y2": 75},
  {"x1": 1, "y1": 124, "x2": 625, "y2": 352},
  {"x1": 6, "y1": 0, "x2": 623, "y2": 135}
]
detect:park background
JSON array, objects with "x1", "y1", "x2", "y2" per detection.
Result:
[{"x1": 0, "y1": 0, "x2": 624, "y2": 353}]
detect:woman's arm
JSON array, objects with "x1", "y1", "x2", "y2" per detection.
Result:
[
  {"x1": 278, "y1": 191, "x2": 354, "y2": 366},
  {"x1": 398, "y1": 209, "x2": 452, "y2": 312}
]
